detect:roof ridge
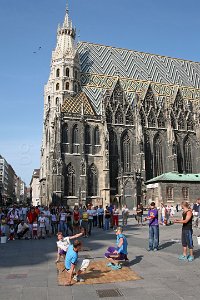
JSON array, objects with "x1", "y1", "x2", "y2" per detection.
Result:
[{"x1": 78, "y1": 41, "x2": 200, "y2": 65}]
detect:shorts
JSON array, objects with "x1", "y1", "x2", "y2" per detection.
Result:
[
  {"x1": 104, "y1": 247, "x2": 128, "y2": 260},
  {"x1": 59, "y1": 250, "x2": 66, "y2": 256},
  {"x1": 182, "y1": 229, "x2": 193, "y2": 249},
  {"x1": 81, "y1": 220, "x2": 88, "y2": 229},
  {"x1": 73, "y1": 221, "x2": 80, "y2": 227}
]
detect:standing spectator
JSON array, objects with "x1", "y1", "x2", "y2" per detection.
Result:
[
  {"x1": 136, "y1": 204, "x2": 143, "y2": 226},
  {"x1": 108, "y1": 204, "x2": 114, "y2": 229},
  {"x1": 38, "y1": 212, "x2": 46, "y2": 239},
  {"x1": 0, "y1": 215, "x2": 7, "y2": 236},
  {"x1": 113, "y1": 205, "x2": 119, "y2": 227},
  {"x1": 81, "y1": 207, "x2": 89, "y2": 237},
  {"x1": 27, "y1": 208, "x2": 37, "y2": 238},
  {"x1": 92, "y1": 206, "x2": 98, "y2": 227},
  {"x1": 66, "y1": 207, "x2": 73, "y2": 235},
  {"x1": 174, "y1": 201, "x2": 194, "y2": 262},
  {"x1": 145, "y1": 202, "x2": 159, "y2": 251},
  {"x1": 160, "y1": 203, "x2": 166, "y2": 225},
  {"x1": 97, "y1": 205, "x2": 104, "y2": 229},
  {"x1": 87, "y1": 204, "x2": 93, "y2": 236},
  {"x1": 59, "y1": 208, "x2": 67, "y2": 234},
  {"x1": 22, "y1": 205, "x2": 28, "y2": 221},
  {"x1": 43, "y1": 206, "x2": 51, "y2": 237},
  {"x1": 192, "y1": 199, "x2": 199, "y2": 227},
  {"x1": 17, "y1": 220, "x2": 29, "y2": 239},
  {"x1": 51, "y1": 209, "x2": 58, "y2": 235},
  {"x1": 32, "y1": 220, "x2": 38, "y2": 239},
  {"x1": 73, "y1": 206, "x2": 80, "y2": 234},
  {"x1": 122, "y1": 204, "x2": 129, "y2": 226},
  {"x1": 104, "y1": 206, "x2": 111, "y2": 230}
]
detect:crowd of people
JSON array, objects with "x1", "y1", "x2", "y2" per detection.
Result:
[{"x1": 0, "y1": 203, "x2": 130, "y2": 241}]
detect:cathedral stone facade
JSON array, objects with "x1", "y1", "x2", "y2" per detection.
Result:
[{"x1": 40, "y1": 3, "x2": 200, "y2": 207}]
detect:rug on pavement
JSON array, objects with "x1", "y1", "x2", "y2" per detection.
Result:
[{"x1": 57, "y1": 260, "x2": 142, "y2": 285}]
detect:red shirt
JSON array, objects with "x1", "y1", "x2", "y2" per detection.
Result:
[{"x1": 27, "y1": 212, "x2": 37, "y2": 224}]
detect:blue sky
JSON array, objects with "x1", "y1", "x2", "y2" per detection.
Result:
[{"x1": 0, "y1": 0, "x2": 200, "y2": 185}]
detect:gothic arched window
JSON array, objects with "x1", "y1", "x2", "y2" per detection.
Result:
[
  {"x1": 62, "y1": 124, "x2": 68, "y2": 143},
  {"x1": 88, "y1": 164, "x2": 98, "y2": 196},
  {"x1": 115, "y1": 107, "x2": 123, "y2": 124},
  {"x1": 85, "y1": 125, "x2": 91, "y2": 154},
  {"x1": 122, "y1": 132, "x2": 131, "y2": 172},
  {"x1": 172, "y1": 140, "x2": 183, "y2": 173},
  {"x1": 72, "y1": 125, "x2": 79, "y2": 153},
  {"x1": 94, "y1": 127, "x2": 100, "y2": 145},
  {"x1": 154, "y1": 134, "x2": 163, "y2": 176},
  {"x1": 56, "y1": 69, "x2": 60, "y2": 77},
  {"x1": 66, "y1": 82, "x2": 69, "y2": 90},
  {"x1": 148, "y1": 110, "x2": 156, "y2": 127},
  {"x1": 56, "y1": 83, "x2": 59, "y2": 91},
  {"x1": 126, "y1": 108, "x2": 134, "y2": 125},
  {"x1": 158, "y1": 112, "x2": 165, "y2": 128},
  {"x1": 106, "y1": 107, "x2": 112, "y2": 124},
  {"x1": 66, "y1": 163, "x2": 75, "y2": 196},
  {"x1": 178, "y1": 113, "x2": 185, "y2": 130},
  {"x1": 66, "y1": 68, "x2": 70, "y2": 77},
  {"x1": 184, "y1": 138, "x2": 192, "y2": 173}
]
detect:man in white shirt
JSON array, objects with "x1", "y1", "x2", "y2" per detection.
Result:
[
  {"x1": 97, "y1": 205, "x2": 104, "y2": 228},
  {"x1": 87, "y1": 204, "x2": 93, "y2": 236},
  {"x1": 17, "y1": 220, "x2": 29, "y2": 239},
  {"x1": 43, "y1": 206, "x2": 51, "y2": 236}
]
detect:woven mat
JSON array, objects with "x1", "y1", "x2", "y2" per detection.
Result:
[{"x1": 57, "y1": 260, "x2": 142, "y2": 285}]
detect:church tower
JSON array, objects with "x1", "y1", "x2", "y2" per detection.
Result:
[{"x1": 40, "y1": 1, "x2": 81, "y2": 205}]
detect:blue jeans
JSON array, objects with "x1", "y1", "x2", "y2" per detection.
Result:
[
  {"x1": 104, "y1": 218, "x2": 110, "y2": 230},
  {"x1": 149, "y1": 225, "x2": 159, "y2": 250}
]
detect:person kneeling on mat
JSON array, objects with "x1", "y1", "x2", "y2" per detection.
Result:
[
  {"x1": 105, "y1": 226, "x2": 128, "y2": 270},
  {"x1": 65, "y1": 240, "x2": 90, "y2": 284}
]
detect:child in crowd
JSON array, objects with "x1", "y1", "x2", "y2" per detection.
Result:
[
  {"x1": 56, "y1": 231, "x2": 83, "y2": 263},
  {"x1": 8, "y1": 225, "x2": 15, "y2": 240},
  {"x1": 0, "y1": 215, "x2": 7, "y2": 236},
  {"x1": 32, "y1": 220, "x2": 38, "y2": 239},
  {"x1": 38, "y1": 212, "x2": 46, "y2": 239}
]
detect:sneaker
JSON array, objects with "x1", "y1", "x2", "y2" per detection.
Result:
[
  {"x1": 111, "y1": 264, "x2": 121, "y2": 270},
  {"x1": 147, "y1": 248, "x2": 153, "y2": 251},
  {"x1": 73, "y1": 275, "x2": 78, "y2": 281},
  {"x1": 187, "y1": 255, "x2": 194, "y2": 262},
  {"x1": 178, "y1": 255, "x2": 187, "y2": 261},
  {"x1": 77, "y1": 277, "x2": 85, "y2": 282},
  {"x1": 106, "y1": 263, "x2": 113, "y2": 267},
  {"x1": 153, "y1": 248, "x2": 158, "y2": 252}
]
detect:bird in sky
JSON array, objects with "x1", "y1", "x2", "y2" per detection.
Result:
[{"x1": 33, "y1": 46, "x2": 42, "y2": 54}]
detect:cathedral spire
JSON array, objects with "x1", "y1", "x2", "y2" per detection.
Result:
[{"x1": 63, "y1": 0, "x2": 71, "y2": 29}]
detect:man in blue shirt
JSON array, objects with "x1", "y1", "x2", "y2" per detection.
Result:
[
  {"x1": 105, "y1": 226, "x2": 128, "y2": 270},
  {"x1": 65, "y1": 240, "x2": 90, "y2": 284}
]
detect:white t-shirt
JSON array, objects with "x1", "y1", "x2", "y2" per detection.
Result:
[
  {"x1": 43, "y1": 210, "x2": 51, "y2": 224},
  {"x1": 60, "y1": 213, "x2": 66, "y2": 221},
  {"x1": 87, "y1": 210, "x2": 93, "y2": 220},
  {"x1": 38, "y1": 216, "x2": 45, "y2": 228},
  {"x1": 161, "y1": 207, "x2": 166, "y2": 217},
  {"x1": 56, "y1": 237, "x2": 70, "y2": 252}
]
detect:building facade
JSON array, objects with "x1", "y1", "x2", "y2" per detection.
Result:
[
  {"x1": 30, "y1": 169, "x2": 40, "y2": 206},
  {"x1": 40, "y1": 3, "x2": 200, "y2": 208}
]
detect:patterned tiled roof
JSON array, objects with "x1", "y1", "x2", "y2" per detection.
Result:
[
  {"x1": 61, "y1": 91, "x2": 96, "y2": 116},
  {"x1": 77, "y1": 42, "x2": 200, "y2": 114}
]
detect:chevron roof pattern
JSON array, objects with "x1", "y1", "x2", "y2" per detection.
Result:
[
  {"x1": 78, "y1": 42, "x2": 200, "y2": 87},
  {"x1": 62, "y1": 92, "x2": 96, "y2": 116},
  {"x1": 77, "y1": 42, "x2": 200, "y2": 114}
]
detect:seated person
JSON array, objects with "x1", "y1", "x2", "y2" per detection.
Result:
[
  {"x1": 105, "y1": 226, "x2": 128, "y2": 270},
  {"x1": 17, "y1": 220, "x2": 29, "y2": 239},
  {"x1": 56, "y1": 231, "x2": 83, "y2": 263},
  {"x1": 65, "y1": 240, "x2": 90, "y2": 284}
]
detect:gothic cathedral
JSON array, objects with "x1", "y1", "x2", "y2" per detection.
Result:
[{"x1": 40, "y1": 3, "x2": 200, "y2": 208}]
